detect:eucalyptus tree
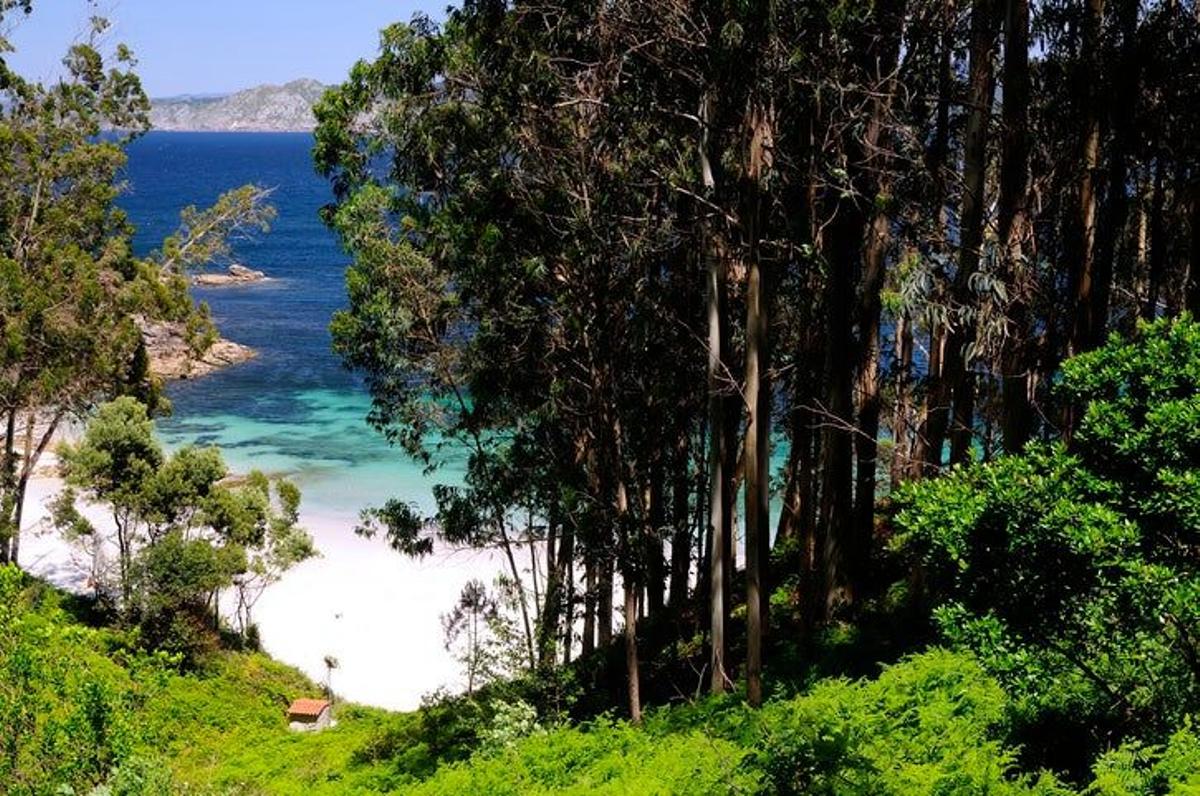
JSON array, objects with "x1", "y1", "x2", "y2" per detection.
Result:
[{"x1": 317, "y1": 0, "x2": 1200, "y2": 719}]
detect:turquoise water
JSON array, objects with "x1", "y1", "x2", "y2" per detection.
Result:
[
  {"x1": 120, "y1": 132, "x2": 784, "y2": 528},
  {"x1": 122, "y1": 132, "x2": 460, "y2": 519}
]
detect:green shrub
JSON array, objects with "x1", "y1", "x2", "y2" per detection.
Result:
[
  {"x1": 401, "y1": 715, "x2": 755, "y2": 795},
  {"x1": 402, "y1": 650, "x2": 1064, "y2": 795},
  {"x1": 0, "y1": 566, "x2": 159, "y2": 795},
  {"x1": 893, "y1": 317, "x2": 1200, "y2": 753},
  {"x1": 747, "y1": 649, "x2": 1066, "y2": 795},
  {"x1": 1089, "y1": 723, "x2": 1200, "y2": 795}
]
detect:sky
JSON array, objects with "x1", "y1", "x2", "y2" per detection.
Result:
[{"x1": 3, "y1": 0, "x2": 442, "y2": 97}]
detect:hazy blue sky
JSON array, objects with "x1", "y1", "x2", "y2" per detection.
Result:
[{"x1": 4, "y1": 1, "x2": 441, "y2": 96}]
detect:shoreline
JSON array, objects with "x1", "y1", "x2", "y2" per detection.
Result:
[
  {"x1": 143, "y1": 319, "x2": 257, "y2": 380},
  {"x1": 19, "y1": 469, "x2": 505, "y2": 711}
]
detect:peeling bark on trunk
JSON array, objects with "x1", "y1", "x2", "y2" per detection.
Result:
[{"x1": 742, "y1": 94, "x2": 774, "y2": 708}]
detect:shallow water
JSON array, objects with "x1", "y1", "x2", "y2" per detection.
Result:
[
  {"x1": 112, "y1": 132, "x2": 484, "y2": 708},
  {"x1": 122, "y1": 132, "x2": 462, "y2": 517}
]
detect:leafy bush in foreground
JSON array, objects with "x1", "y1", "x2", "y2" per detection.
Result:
[
  {"x1": 1089, "y1": 725, "x2": 1200, "y2": 795},
  {"x1": 748, "y1": 649, "x2": 1065, "y2": 795},
  {"x1": 0, "y1": 566, "x2": 162, "y2": 795},
  {"x1": 894, "y1": 317, "x2": 1200, "y2": 768},
  {"x1": 402, "y1": 649, "x2": 1065, "y2": 795}
]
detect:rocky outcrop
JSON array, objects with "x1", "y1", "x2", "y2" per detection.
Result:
[
  {"x1": 193, "y1": 264, "x2": 269, "y2": 286},
  {"x1": 140, "y1": 320, "x2": 256, "y2": 380},
  {"x1": 150, "y1": 79, "x2": 326, "y2": 132}
]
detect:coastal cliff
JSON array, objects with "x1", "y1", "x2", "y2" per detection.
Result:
[{"x1": 150, "y1": 79, "x2": 325, "y2": 132}]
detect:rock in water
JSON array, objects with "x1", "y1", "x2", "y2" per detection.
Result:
[
  {"x1": 193, "y1": 263, "x2": 268, "y2": 286},
  {"x1": 140, "y1": 319, "x2": 256, "y2": 380}
]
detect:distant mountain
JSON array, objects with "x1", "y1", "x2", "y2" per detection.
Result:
[{"x1": 150, "y1": 79, "x2": 326, "y2": 132}]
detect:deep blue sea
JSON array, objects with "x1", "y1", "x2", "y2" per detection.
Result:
[{"x1": 121, "y1": 132, "x2": 460, "y2": 517}]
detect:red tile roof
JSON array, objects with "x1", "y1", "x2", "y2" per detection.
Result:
[{"x1": 287, "y1": 698, "x2": 330, "y2": 719}]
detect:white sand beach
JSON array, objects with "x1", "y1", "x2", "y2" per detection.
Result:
[{"x1": 19, "y1": 471, "x2": 508, "y2": 712}]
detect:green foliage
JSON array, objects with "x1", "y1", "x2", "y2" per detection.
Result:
[
  {"x1": 0, "y1": 566, "x2": 160, "y2": 795},
  {"x1": 747, "y1": 649, "x2": 1065, "y2": 796},
  {"x1": 1061, "y1": 315, "x2": 1200, "y2": 552},
  {"x1": 893, "y1": 316, "x2": 1200, "y2": 757},
  {"x1": 0, "y1": 4, "x2": 278, "y2": 567},
  {"x1": 0, "y1": 571, "x2": 466, "y2": 794},
  {"x1": 477, "y1": 698, "x2": 543, "y2": 753},
  {"x1": 9, "y1": 577, "x2": 1176, "y2": 795},
  {"x1": 405, "y1": 650, "x2": 1069, "y2": 795},
  {"x1": 56, "y1": 397, "x2": 314, "y2": 660},
  {"x1": 0, "y1": 16, "x2": 165, "y2": 560},
  {"x1": 155, "y1": 184, "x2": 276, "y2": 273},
  {"x1": 401, "y1": 713, "x2": 754, "y2": 795},
  {"x1": 1089, "y1": 724, "x2": 1200, "y2": 795}
]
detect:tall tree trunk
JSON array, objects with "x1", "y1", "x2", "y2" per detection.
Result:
[
  {"x1": 1068, "y1": 0, "x2": 1106, "y2": 357},
  {"x1": 912, "y1": 0, "x2": 957, "y2": 475},
  {"x1": 852, "y1": 0, "x2": 904, "y2": 588},
  {"x1": 817, "y1": 201, "x2": 863, "y2": 617},
  {"x1": 890, "y1": 314, "x2": 915, "y2": 488},
  {"x1": 613, "y1": 461, "x2": 641, "y2": 722},
  {"x1": 998, "y1": 0, "x2": 1034, "y2": 452},
  {"x1": 499, "y1": 526, "x2": 537, "y2": 670},
  {"x1": 947, "y1": 0, "x2": 1000, "y2": 466},
  {"x1": 0, "y1": 405, "x2": 16, "y2": 565},
  {"x1": 11, "y1": 411, "x2": 37, "y2": 567},
  {"x1": 668, "y1": 432, "x2": 692, "y2": 616},
  {"x1": 582, "y1": 559, "x2": 596, "y2": 657},
  {"x1": 706, "y1": 239, "x2": 733, "y2": 692},
  {"x1": 700, "y1": 87, "x2": 735, "y2": 694},
  {"x1": 1089, "y1": 0, "x2": 1138, "y2": 342},
  {"x1": 538, "y1": 510, "x2": 562, "y2": 668},
  {"x1": 560, "y1": 521, "x2": 576, "y2": 666},
  {"x1": 623, "y1": 573, "x2": 642, "y2": 722},
  {"x1": 1190, "y1": 178, "x2": 1200, "y2": 316},
  {"x1": 854, "y1": 206, "x2": 888, "y2": 563},
  {"x1": 1143, "y1": 159, "x2": 1167, "y2": 319},
  {"x1": 777, "y1": 329, "x2": 819, "y2": 640},
  {"x1": 644, "y1": 456, "x2": 666, "y2": 620},
  {"x1": 597, "y1": 553, "x2": 614, "y2": 647},
  {"x1": 742, "y1": 94, "x2": 774, "y2": 708}
]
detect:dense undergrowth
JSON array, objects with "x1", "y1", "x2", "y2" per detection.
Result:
[{"x1": 6, "y1": 563, "x2": 1200, "y2": 795}]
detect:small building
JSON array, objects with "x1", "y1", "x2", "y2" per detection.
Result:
[{"x1": 287, "y1": 698, "x2": 332, "y2": 732}]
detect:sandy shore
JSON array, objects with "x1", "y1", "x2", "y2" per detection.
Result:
[{"x1": 19, "y1": 473, "x2": 507, "y2": 711}]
